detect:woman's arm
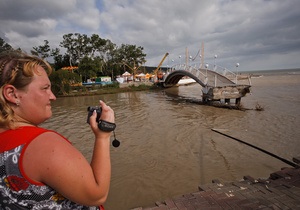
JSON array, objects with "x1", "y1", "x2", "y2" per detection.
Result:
[{"x1": 22, "y1": 100, "x2": 113, "y2": 206}]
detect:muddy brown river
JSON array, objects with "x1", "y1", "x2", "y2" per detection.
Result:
[{"x1": 41, "y1": 70, "x2": 300, "y2": 209}]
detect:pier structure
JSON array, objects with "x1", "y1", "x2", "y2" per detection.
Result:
[{"x1": 160, "y1": 63, "x2": 251, "y2": 105}]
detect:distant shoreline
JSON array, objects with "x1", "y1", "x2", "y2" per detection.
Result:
[
  {"x1": 57, "y1": 82, "x2": 158, "y2": 98},
  {"x1": 56, "y1": 69, "x2": 299, "y2": 97},
  {"x1": 243, "y1": 68, "x2": 300, "y2": 74}
]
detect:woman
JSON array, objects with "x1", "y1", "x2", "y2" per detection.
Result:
[{"x1": 0, "y1": 51, "x2": 114, "y2": 209}]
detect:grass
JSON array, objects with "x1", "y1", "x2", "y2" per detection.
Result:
[{"x1": 57, "y1": 83, "x2": 160, "y2": 97}]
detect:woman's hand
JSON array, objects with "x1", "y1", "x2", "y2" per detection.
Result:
[{"x1": 89, "y1": 100, "x2": 115, "y2": 139}]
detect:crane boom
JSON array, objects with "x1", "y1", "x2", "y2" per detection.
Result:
[{"x1": 154, "y1": 52, "x2": 169, "y2": 80}]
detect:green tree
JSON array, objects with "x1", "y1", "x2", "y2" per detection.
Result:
[
  {"x1": 79, "y1": 56, "x2": 92, "y2": 82},
  {"x1": 114, "y1": 44, "x2": 147, "y2": 75},
  {"x1": 50, "y1": 48, "x2": 70, "y2": 70},
  {"x1": 101, "y1": 39, "x2": 117, "y2": 62},
  {"x1": 60, "y1": 33, "x2": 92, "y2": 66},
  {"x1": 31, "y1": 40, "x2": 51, "y2": 59},
  {"x1": 49, "y1": 69, "x2": 81, "y2": 95},
  {"x1": 79, "y1": 56, "x2": 107, "y2": 79},
  {"x1": 93, "y1": 57, "x2": 106, "y2": 76},
  {"x1": 95, "y1": 39, "x2": 117, "y2": 74},
  {"x1": 27, "y1": 33, "x2": 147, "y2": 81},
  {"x1": 0, "y1": 37, "x2": 13, "y2": 52},
  {"x1": 90, "y1": 34, "x2": 107, "y2": 58}
]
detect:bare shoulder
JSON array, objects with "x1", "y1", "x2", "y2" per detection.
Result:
[
  {"x1": 23, "y1": 131, "x2": 89, "y2": 184},
  {"x1": 30, "y1": 131, "x2": 72, "y2": 148},
  {"x1": 25, "y1": 130, "x2": 86, "y2": 165}
]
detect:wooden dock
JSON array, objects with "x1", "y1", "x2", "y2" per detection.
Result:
[{"x1": 132, "y1": 157, "x2": 300, "y2": 210}]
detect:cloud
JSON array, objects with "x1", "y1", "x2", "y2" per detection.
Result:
[{"x1": 1, "y1": 0, "x2": 300, "y2": 71}]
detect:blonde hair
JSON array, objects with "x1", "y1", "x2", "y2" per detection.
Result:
[{"x1": 0, "y1": 50, "x2": 52, "y2": 129}]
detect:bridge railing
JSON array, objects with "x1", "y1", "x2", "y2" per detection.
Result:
[
  {"x1": 211, "y1": 64, "x2": 239, "y2": 83},
  {"x1": 167, "y1": 63, "x2": 208, "y2": 83},
  {"x1": 167, "y1": 63, "x2": 238, "y2": 86},
  {"x1": 169, "y1": 63, "x2": 237, "y2": 76}
]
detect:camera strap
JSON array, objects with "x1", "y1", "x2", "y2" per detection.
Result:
[{"x1": 98, "y1": 120, "x2": 116, "y2": 132}]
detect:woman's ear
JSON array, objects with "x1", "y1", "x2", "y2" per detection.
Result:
[{"x1": 2, "y1": 84, "x2": 19, "y2": 105}]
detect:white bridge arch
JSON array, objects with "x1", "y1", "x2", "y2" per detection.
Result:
[{"x1": 160, "y1": 63, "x2": 251, "y2": 105}]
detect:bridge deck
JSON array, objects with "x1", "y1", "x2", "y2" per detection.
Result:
[
  {"x1": 199, "y1": 69, "x2": 236, "y2": 87},
  {"x1": 162, "y1": 65, "x2": 251, "y2": 103},
  {"x1": 132, "y1": 157, "x2": 300, "y2": 210}
]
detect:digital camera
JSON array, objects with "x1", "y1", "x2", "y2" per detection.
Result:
[
  {"x1": 87, "y1": 106, "x2": 102, "y2": 123},
  {"x1": 86, "y1": 105, "x2": 119, "y2": 146}
]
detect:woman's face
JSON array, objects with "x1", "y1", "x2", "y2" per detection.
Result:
[{"x1": 15, "y1": 66, "x2": 56, "y2": 125}]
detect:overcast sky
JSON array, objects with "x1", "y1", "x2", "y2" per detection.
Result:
[{"x1": 1, "y1": 0, "x2": 300, "y2": 71}]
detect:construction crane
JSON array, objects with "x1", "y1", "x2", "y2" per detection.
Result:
[{"x1": 154, "y1": 52, "x2": 169, "y2": 81}]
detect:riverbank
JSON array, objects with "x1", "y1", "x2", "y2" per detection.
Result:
[
  {"x1": 57, "y1": 81, "x2": 158, "y2": 97},
  {"x1": 57, "y1": 73, "x2": 252, "y2": 98}
]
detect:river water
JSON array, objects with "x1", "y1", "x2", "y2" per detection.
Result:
[{"x1": 42, "y1": 69, "x2": 300, "y2": 210}]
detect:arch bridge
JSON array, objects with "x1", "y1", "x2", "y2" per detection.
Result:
[{"x1": 160, "y1": 63, "x2": 251, "y2": 105}]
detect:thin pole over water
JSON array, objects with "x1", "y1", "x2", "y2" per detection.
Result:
[{"x1": 211, "y1": 128, "x2": 297, "y2": 167}]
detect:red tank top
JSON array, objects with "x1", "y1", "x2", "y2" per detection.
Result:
[{"x1": 0, "y1": 126, "x2": 102, "y2": 210}]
